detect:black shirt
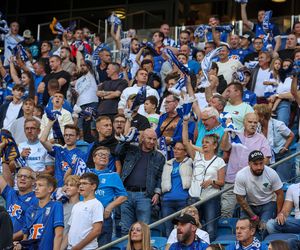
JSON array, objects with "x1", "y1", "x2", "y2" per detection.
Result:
[
  {"x1": 0, "y1": 206, "x2": 13, "y2": 249},
  {"x1": 243, "y1": 52, "x2": 259, "y2": 64},
  {"x1": 131, "y1": 113, "x2": 151, "y2": 131},
  {"x1": 278, "y1": 49, "x2": 295, "y2": 61},
  {"x1": 42, "y1": 70, "x2": 71, "y2": 106},
  {"x1": 96, "y1": 65, "x2": 110, "y2": 83},
  {"x1": 98, "y1": 79, "x2": 128, "y2": 115}
]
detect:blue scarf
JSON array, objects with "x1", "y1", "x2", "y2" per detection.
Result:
[{"x1": 235, "y1": 237, "x2": 261, "y2": 250}]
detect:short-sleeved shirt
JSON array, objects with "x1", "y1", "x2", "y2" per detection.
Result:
[
  {"x1": 252, "y1": 22, "x2": 280, "y2": 49},
  {"x1": 98, "y1": 79, "x2": 128, "y2": 115},
  {"x1": 234, "y1": 166, "x2": 282, "y2": 206},
  {"x1": 225, "y1": 131, "x2": 272, "y2": 183},
  {"x1": 285, "y1": 184, "x2": 300, "y2": 219},
  {"x1": 224, "y1": 102, "x2": 254, "y2": 130},
  {"x1": 167, "y1": 228, "x2": 210, "y2": 245},
  {"x1": 1, "y1": 185, "x2": 37, "y2": 233},
  {"x1": 91, "y1": 168, "x2": 127, "y2": 207},
  {"x1": 23, "y1": 201, "x2": 64, "y2": 250},
  {"x1": 131, "y1": 113, "x2": 151, "y2": 131},
  {"x1": 195, "y1": 121, "x2": 224, "y2": 148},
  {"x1": 68, "y1": 198, "x2": 103, "y2": 250}
]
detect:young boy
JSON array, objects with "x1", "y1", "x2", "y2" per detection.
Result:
[
  {"x1": 144, "y1": 95, "x2": 160, "y2": 129},
  {"x1": 67, "y1": 173, "x2": 103, "y2": 250},
  {"x1": 21, "y1": 174, "x2": 64, "y2": 250}
]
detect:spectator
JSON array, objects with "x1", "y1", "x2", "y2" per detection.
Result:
[
  {"x1": 267, "y1": 183, "x2": 300, "y2": 234},
  {"x1": 141, "y1": 59, "x2": 162, "y2": 90},
  {"x1": 220, "y1": 113, "x2": 272, "y2": 218},
  {"x1": 254, "y1": 104, "x2": 294, "y2": 181},
  {"x1": 243, "y1": 37, "x2": 264, "y2": 64},
  {"x1": 234, "y1": 150, "x2": 284, "y2": 231},
  {"x1": 0, "y1": 205, "x2": 13, "y2": 250},
  {"x1": 0, "y1": 167, "x2": 37, "y2": 240},
  {"x1": 278, "y1": 33, "x2": 297, "y2": 61},
  {"x1": 96, "y1": 49, "x2": 112, "y2": 83},
  {"x1": 118, "y1": 69, "x2": 159, "y2": 116},
  {"x1": 69, "y1": 28, "x2": 92, "y2": 58},
  {"x1": 39, "y1": 55, "x2": 71, "y2": 106},
  {"x1": 67, "y1": 173, "x2": 103, "y2": 250},
  {"x1": 4, "y1": 21, "x2": 24, "y2": 66},
  {"x1": 226, "y1": 218, "x2": 268, "y2": 250},
  {"x1": 241, "y1": 3, "x2": 281, "y2": 57},
  {"x1": 160, "y1": 22, "x2": 176, "y2": 47},
  {"x1": 60, "y1": 46, "x2": 76, "y2": 76},
  {"x1": 223, "y1": 82, "x2": 254, "y2": 130},
  {"x1": 208, "y1": 94, "x2": 227, "y2": 114},
  {"x1": 21, "y1": 29, "x2": 39, "y2": 60},
  {"x1": 128, "y1": 37, "x2": 140, "y2": 79},
  {"x1": 40, "y1": 123, "x2": 87, "y2": 187},
  {"x1": 90, "y1": 146, "x2": 127, "y2": 246},
  {"x1": 268, "y1": 240, "x2": 290, "y2": 250},
  {"x1": 40, "y1": 91, "x2": 73, "y2": 141},
  {"x1": 20, "y1": 174, "x2": 63, "y2": 250},
  {"x1": 179, "y1": 45, "x2": 200, "y2": 74},
  {"x1": 169, "y1": 214, "x2": 209, "y2": 250},
  {"x1": 292, "y1": 21, "x2": 300, "y2": 44},
  {"x1": 118, "y1": 128, "x2": 165, "y2": 235},
  {"x1": 126, "y1": 221, "x2": 152, "y2": 250},
  {"x1": 51, "y1": 36, "x2": 62, "y2": 56},
  {"x1": 237, "y1": 67, "x2": 257, "y2": 107},
  {"x1": 166, "y1": 206, "x2": 210, "y2": 249},
  {"x1": 18, "y1": 117, "x2": 54, "y2": 174},
  {"x1": 184, "y1": 117, "x2": 225, "y2": 241},
  {"x1": 32, "y1": 60, "x2": 47, "y2": 105},
  {"x1": 10, "y1": 98, "x2": 35, "y2": 144},
  {"x1": 235, "y1": 32, "x2": 253, "y2": 63},
  {"x1": 161, "y1": 141, "x2": 193, "y2": 236},
  {"x1": 97, "y1": 62, "x2": 128, "y2": 118},
  {"x1": 0, "y1": 84, "x2": 25, "y2": 130},
  {"x1": 144, "y1": 96, "x2": 160, "y2": 129},
  {"x1": 113, "y1": 114, "x2": 126, "y2": 138}
]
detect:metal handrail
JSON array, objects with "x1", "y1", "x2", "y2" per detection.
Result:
[{"x1": 98, "y1": 150, "x2": 300, "y2": 249}]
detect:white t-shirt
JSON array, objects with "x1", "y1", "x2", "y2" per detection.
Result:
[
  {"x1": 254, "y1": 68, "x2": 271, "y2": 97},
  {"x1": 3, "y1": 101, "x2": 23, "y2": 130},
  {"x1": 189, "y1": 152, "x2": 226, "y2": 199},
  {"x1": 68, "y1": 198, "x2": 104, "y2": 250},
  {"x1": 18, "y1": 140, "x2": 54, "y2": 172},
  {"x1": 75, "y1": 72, "x2": 98, "y2": 106},
  {"x1": 276, "y1": 77, "x2": 292, "y2": 94},
  {"x1": 234, "y1": 166, "x2": 283, "y2": 206},
  {"x1": 129, "y1": 52, "x2": 139, "y2": 78},
  {"x1": 285, "y1": 183, "x2": 300, "y2": 219},
  {"x1": 167, "y1": 228, "x2": 210, "y2": 245},
  {"x1": 217, "y1": 59, "x2": 243, "y2": 84}
]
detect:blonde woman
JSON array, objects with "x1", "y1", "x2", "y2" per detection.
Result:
[
  {"x1": 165, "y1": 206, "x2": 210, "y2": 250},
  {"x1": 126, "y1": 221, "x2": 152, "y2": 250}
]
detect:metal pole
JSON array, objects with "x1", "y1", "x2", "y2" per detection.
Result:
[
  {"x1": 37, "y1": 24, "x2": 41, "y2": 42},
  {"x1": 98, "y1": 19, "x2": 101, "y2": 34},
  {"x1": 105, "y1": 19, "x2": 108, "y2": 43}
]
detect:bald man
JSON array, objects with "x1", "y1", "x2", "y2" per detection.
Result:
[
  {"x1": 220, "y1": 112, "x2": 272, "y2": 218},
  {"x1": 119, "y1": 128, "x2": 165, "y2": 235}
]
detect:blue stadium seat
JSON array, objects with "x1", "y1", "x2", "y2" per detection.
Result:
[
  {"x1": 213, "y1": 234, "x2": 236, "y2": 247},
  {"x1": 151, "y1": 227, "x2": 163, "y2": 237},
  {"x1": 263, "y1": 233, "x2": 299, "y2": 243},
  {"x1": 111, "y1": 240, "x2": 128, "y2": 250},
  {"x1": 217, "y1": 218, "x2": 238, "y2": 236},
  {"x1": 151, "y1": 237, "x2": 167, "y2": 249}
]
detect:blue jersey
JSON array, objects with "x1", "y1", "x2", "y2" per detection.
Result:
[
  {"x1": 170, "y1": 239, "x2": 209, "y2": 250},
  {"x1": 243, "y1": 89, "x2": 257, "y2": 107},
  {"x1": 1, "y1": 185, "x2": 38, "y2": 233},
  {"x1": 23, "y1": 201, "x2": 64, "y2": 250},
  {"x1": 33, "y1": 74, "x2": 44, "y2": 105},
  {"x1": 91, "y1": 168, "x2": 127, "y2": 207},
  {"x1": 229, "y1": 48, "x2": 253, "y2": 62},
  {"x1": 50, "y1": 145, "x2": 88, "y2": 187},
  {"x1": 253, "y1": 22, "x2": 280, "y2": 50},
  {"x1": 47, "y1": 96, "x2": 73, "y2": 113}
]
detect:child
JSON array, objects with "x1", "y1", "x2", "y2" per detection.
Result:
[
  {"x1": 240, "y1": 68, "x2": 257, "y2": 107},
  {"x1": 20, "y1": 174, "x2": 64, "y2": 250},
  {"x1": 67, "y1": 173, "x2": 103, "y2": 250},
  {"x1": 144, "y1": 95, "x2": 160, "y2": 129}
]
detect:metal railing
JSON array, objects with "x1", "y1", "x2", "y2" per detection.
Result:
[{"x1": 98, "y1": 150, "x2": 300, "y2": 249}]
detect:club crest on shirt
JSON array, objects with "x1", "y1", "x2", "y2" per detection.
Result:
[
  {"x1": 45, "y1": 207, "x2": 51, "y2": 216},
  {"x1": 8, "y1": 204, "x2": 22, "y2": 219},
  {"x1": 61, "y1": 161, "x2": 69, "y2": 171},
  {"x1": 25, "y1": 197, "x2": 32, "y2": 202}
]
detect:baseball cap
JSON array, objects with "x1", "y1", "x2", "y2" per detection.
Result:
[
  {"x1": 23, "y1": 29, "x2": 32, "y2": 39},
  {"x1": 172, "y1": 214, "x2": 197, "y2": 226},
  {"x1": 248, "y1": 150, "x2": 264, "y2": 162},
  {"x1": 240, "y1": 32, "x2": 252, "y2": 42}
]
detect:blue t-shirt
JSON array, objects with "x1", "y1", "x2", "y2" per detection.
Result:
[
  {"x1": 33, "y1": 74, "x2": 44, "y2": 105},
  {"x1": 195, "y1": 121, "x2": 224, "y2": 147},
  {"x1": 229, "y1": 48, "x2": 253, "y2": 62},
  {"x1": 23, "y1": 201, "x2": 64, "y2": 250},
  {"x1": 253, "y1": 22, "x2": 280, "y2": 50},
  {"x1": 91, "y1": 168, "x2": 127, "y2": 207},
  {"x1": 243, "y1": 89, "x2": 257, "y2": 107},
  {"x1": 188, "y1": 60, "x2": 200, "y2": 74},
  {"x1": 50, "y1": 145, "x2": 88, "y2": 187},
  {"x1": 2, "y1": 185, "x2": 38, "y2": 233},
  {"x1": 170, "y1": 239, "x2": 209, "y2": 250},
  {"x1": 162, "y1": 161, "x2": 189, "y2": 201}
]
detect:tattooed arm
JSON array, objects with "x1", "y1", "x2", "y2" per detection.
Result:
[{"x1": 236, "y1": 194, "x2": 256, "y2": 218}]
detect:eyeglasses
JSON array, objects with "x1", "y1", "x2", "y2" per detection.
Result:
[
  {"x1": 17, "y1": 174, "x2": 32, "y2": 180},
  {"x1": 94, "y1": 152, "x2": 110, "y2": 158}
]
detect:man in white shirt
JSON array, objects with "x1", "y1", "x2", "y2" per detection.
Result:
[
  {"x1": 0, "y1": 84, "x2": 25, "y2": 130},
  {"x1": 18, "y1": 117, "x2": 54, "y2": 174},
  {"x1": 118, "y1": 69, "x2": 159, "y2": 116},
  {"x1": 234, "y1": 150, "x2": 284, "y2": 229},
  {"x1": 267, "y1": 183, "x2": 300, "y2": 234}
]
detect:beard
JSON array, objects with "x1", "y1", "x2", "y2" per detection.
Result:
[{"x1": 177, "y1": 230, "x2": 192, "y2": 244}]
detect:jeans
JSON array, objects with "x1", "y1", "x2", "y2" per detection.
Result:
[
  {"x1": 97, "y1": 217, "x2": 113, "y2": 248},
  {"x1": 221, "y1": 184, "x2": 236, "y2": 218},
  {"x1": 240, "y1": 201, "x2": 276, "y2": 223},
  {"x1": 199, "y1": 196, "x2": 221, "y2": 242},
  {"x1": 275, "y1": 150, "x2": 295, "y2": 183},
  {"x1": 266, "y1": 217, "x2": 300, "y2": 234},
  {"x1": 161, "y1": 199, "x2": 187, "y2": 236},
  {"x1": 120, "y1": 191, "x2": 152, "y2": 236},
  {"x1": 276, "y1": 100, "x2": 291, "y2": 127}
]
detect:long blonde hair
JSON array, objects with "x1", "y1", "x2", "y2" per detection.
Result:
[
  {"x1": 126, "y1": 221, "x2": 152, "y2": 250},
  {"x1": 181, "y1": 206, "x2": 202, "y2": 228}
]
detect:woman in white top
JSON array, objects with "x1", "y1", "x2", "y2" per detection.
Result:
[
  {"x1": 183, "y1": 117, "x2": 225, "y2": 241},
  {"x1": 165, "y1": 206, "x2": 210, "y2": 250}
]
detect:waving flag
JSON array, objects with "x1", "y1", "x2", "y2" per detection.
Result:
[
  {"x1": 49, "y1": 17, "x2": 76, "y2": 35},
  {"x1": 45, "y1": 108, "x2": 64, "y2": 142},
  {"x1": 169, "y1": 76, "x2": 187, "y2": 96},
  {"x1": 176, "y1": 94, "x2": 195, "y2": 119},
  {"x1": 131, "y1": 85, "x2": 147, "y2": 111},
  {"x1": 165, "y1": 48, "x2": 190, "y2": 75},
  {"x1": 0, "y1": 11, "x2": 9, "y2": 36},
  {"x1": 158, "y1": 136, "x2": 168, "y2": 160}
]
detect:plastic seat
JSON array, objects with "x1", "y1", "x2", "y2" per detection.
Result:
[
  {"x1": 212, "y1": 234, "x2": 236, "y2": 247},
  {"x1": 263, "y1": 233, "x2": 299, "y2": 243},
  {"x1": 111, "y1": 240, "x2": 128, "y2": 250},
  {"x1": 216, "y1": 218, "x2": 238, "y2": 236},
  {"x1": 151, "y1": 227, "x2": 162, "y2": 237},
  {"x1": 151, "y1": 237, "x2": 167, "y2": 249}
]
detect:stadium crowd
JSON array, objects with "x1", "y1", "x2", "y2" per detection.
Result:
[{"x1": 1, "y1": 1, "x2": 300, "y2": 249}]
